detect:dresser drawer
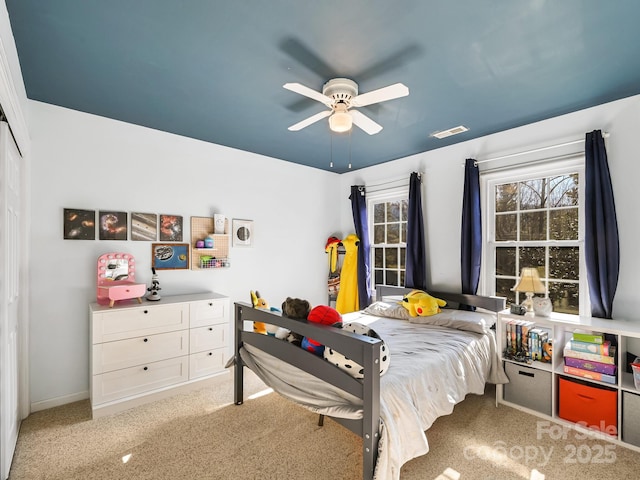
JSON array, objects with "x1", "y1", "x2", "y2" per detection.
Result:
[
  {"x1": 190, "y1": 324, "x2": 227, "y2": 353},
  {"x1": 92, "y1": 303, "x2": 188, "y2": 343},
  {"x1": 92, "y1": 356, "x2": 189, "y2": 405},
  {"x1": 93, "y1": 330, "x2": 189, "y2": 375},
  {"x1": 189, "y1": 349, "x2": 227, "y2": 379},
  {"x1": 190, "y1": 298, "x2": 227, "y2": 328}
]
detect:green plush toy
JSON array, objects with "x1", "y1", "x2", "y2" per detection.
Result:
[{"x1": 401, "y1": 290, "x2": 446, "y2": 317}]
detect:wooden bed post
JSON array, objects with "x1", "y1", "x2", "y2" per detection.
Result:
[
  {"x1": 233, "y1": 303, "x2": 244, "y2": 405},
  {"x1": 362, "y1": 339, "x2": 381, "y2": 480}
]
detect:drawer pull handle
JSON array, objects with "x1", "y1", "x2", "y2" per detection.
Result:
[
  {"x1": 209, "y1": 303, "x2": 213, "y2": 306},
  {"x1": 143, "y1": 338, "x2": 148, "y2": 342},
  {"x1": 209, "y1": 327, "x2": 213, "y2": 331},
  {"x1": 577, "y1": 393, "x2": 595, "y2": 401},
  {"x1": 144, "y1": 310, "x2": 149, "y2": 314},
  {"x1": 143, "y1": 366, "x2": 148, "y2": 371},
  {"x1": 208, "y1": 352, "x2": 213, "y2": 356},
  {"x1": 518, "y1": 370, "x2": 535, "y2": 378}
]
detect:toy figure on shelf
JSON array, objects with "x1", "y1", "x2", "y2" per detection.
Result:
[{"x1": 146, "y1": 267, "x2": 161, "y2": 301}]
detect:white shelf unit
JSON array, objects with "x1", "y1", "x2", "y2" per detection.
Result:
[
  {"x1": 496, "y1": 310, "x2": 640, "y2": 451},
  {"x1": 89, "y1": 292, "x2": 230, "y2": 418}
]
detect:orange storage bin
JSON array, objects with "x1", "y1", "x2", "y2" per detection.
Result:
[{"x1": 558, "y1": 376, "x2": 617, "y2": 436}]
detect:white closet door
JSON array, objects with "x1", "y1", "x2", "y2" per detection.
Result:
[{"x1": 0, "y1": 121, "x2": 21, "y2": 480}]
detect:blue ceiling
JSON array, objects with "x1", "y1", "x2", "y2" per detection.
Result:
[{"x1": 7, "y1": 1, "x2": 640, "y2": 173}]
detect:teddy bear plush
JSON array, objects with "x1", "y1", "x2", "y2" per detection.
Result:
[
  {"x1": 400, "y1": 290, "x2": 447, "y2": 317},
  {"x1": 280, "y1": 297, "x2": 312, "y2": 346}
]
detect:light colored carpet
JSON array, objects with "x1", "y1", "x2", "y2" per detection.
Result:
[{"x1": 9, "y1": 371, "x2": 639, "y2": 479}]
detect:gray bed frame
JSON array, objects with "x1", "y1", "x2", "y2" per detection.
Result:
[{"x1": 233, "y1": 286, "x2": 505, "y2": 480}]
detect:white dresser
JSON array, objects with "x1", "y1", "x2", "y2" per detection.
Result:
[{"x1": 90, "y1": 292, "x2": 230, "y2": 418}]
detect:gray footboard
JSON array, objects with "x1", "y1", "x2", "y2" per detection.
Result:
[
  {"x1": 233, "y1": 302, "x2": 381, "y2": 480},
  {"x1": 233, "y1": 287, "x2": 504, "y2": 480}
]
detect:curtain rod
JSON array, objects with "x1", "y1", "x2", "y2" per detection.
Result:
[
  {"x1": 364, "y1": 171, "x2": 424, "y2": 190},
  {"x1": 474, "y1": 131, "x2": 609, "y2": 166}
]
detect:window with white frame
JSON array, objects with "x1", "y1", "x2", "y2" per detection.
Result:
[
  {"x1": 482, "y1": 158, "x2": 586, "y2": 315},
  {"x1": 368, "y1": 189, "x2": 408, "y2": 288}
]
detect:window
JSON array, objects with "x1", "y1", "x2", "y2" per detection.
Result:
[
  {"x1": 368, "y1": 190, "x2": 408, "y2": 288},
  {"x1": 483, "y1": 159, "x2": 586, "y2": 315}
]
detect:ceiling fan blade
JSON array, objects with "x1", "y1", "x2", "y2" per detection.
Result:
[
  {"x1": 283, "y1": 83, "x2": 333, "y2": 107},
  {"x1": 288, "y1": 110, "x2": 332, "y2": 131},
  {"x1": 351, "y1": 83, "x2": 409, "y2": 108},
  {"x1": 350, "y1": 110, "x2": 383, "y2": 135}
]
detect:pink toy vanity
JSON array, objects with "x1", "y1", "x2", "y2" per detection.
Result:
[{"x1": 96, "y1": 252, "x2": 146, "y2": 307}]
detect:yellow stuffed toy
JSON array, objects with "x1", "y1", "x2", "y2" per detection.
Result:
[
  {"x1": 251, "y1": 290, "x2": 268, "y2": 334},
  {"x1": 400, "y1": 290, "x2": 447, "y2": 317}
]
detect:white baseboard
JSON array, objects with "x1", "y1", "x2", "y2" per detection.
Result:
[{"x1": 30, "y1": 391, "x2": 89, "y2": 413}]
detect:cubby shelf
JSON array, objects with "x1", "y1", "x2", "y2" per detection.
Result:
[
  {"x1": 497, "y1": 310, "x2": 640, "y2": 451},
  {"x1": 190, "y1": 216, "x2": 230, "y2": 270}
]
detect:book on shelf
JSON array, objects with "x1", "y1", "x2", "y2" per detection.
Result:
[
  {"x1": 564, "y1": 355, "x2": 617, "y2": 375},
  {"x1": 504, "y1": 318, "x2": 554, "y2": 364},
  {"x1": 563, "y1": 365, "x2": 617, "y2": 385},
  {"x1": 563, "y1": 341, "x2": 616, "y2": 365},
  {"x1": 571, "y1": 329, "x2": 605, "y2": 344},
  {"x1": 568, "y1": 339, "x2": 615, "y2": 356}
]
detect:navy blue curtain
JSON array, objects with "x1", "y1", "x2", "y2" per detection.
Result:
[
  {"x1": 585, "y1": 130, "x2": 619, "y2": 319},
  {"x1": 461, "y1": 159, "x2": 481, "y2": 298},
  {"x1": 350, "y1": 186, "x2": 371, "y2": 308},
  {"x1": 405, "y1": 172, "x2": 426, "y2": 290}
]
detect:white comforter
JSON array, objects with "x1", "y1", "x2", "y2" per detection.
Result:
[{"x1": 240, "y1": 311, "x2": 507, "y2": 480}]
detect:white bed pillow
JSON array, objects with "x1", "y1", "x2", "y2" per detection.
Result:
[
  {"x1": 407, "y1": 309, "x2": 495, "y2": 333},
  {"x1": 363, "y1": 301, "x2": 411, "y2": 320}
]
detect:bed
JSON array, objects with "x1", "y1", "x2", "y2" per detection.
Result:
[{"x1": 232, "y1": 286, "x2": 507, "y2": 480}]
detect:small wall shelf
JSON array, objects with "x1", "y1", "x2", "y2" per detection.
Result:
[{"x1": 190, "y1": 216, "x2": 230, "y2": 270}]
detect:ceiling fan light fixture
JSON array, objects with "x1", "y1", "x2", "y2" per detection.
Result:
[{"x1": 329, "y1": 111, "x2": 352, "y2": 133}]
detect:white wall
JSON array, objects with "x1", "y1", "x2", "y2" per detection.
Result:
[
  {"x1": 27, "y1": 101, "x2": 342, "y2": 408},
  {"x1": 27, "y1": 93, "x2": 640, "y2": 409},
  {"x1": 338, "y1": 95, "x2": 640, "y2": 322}
]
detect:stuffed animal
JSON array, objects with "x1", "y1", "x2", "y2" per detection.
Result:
[
  {"x1": 280, "y1": 297, "x2": 312, "y2": 345},
  {"x1": 302, "y1": 305, "x2": 343, "y2": 356},
  {"x1": 250, "y1": 291, "x2": 283, "y2": 336},
  {"x1": 250, "y1": 290, "x2": 269, "y2": 334},
  {"x1": 324, "y1": 322, "x2": 390, "y2": 378},
  {"x1": 401, "y1": 290, "x2": 446, "y2": 317}
]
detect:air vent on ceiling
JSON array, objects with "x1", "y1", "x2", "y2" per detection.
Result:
[{"x1": 431, "y1": 125, "x2": 469, "y2": 139}]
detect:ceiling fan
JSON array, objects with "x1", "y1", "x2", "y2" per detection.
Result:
[{"x1": 283, "y1": 78, "x2": 409, "y2": 135}]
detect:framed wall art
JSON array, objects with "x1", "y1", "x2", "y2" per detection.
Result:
[
  {"x1": 159, "y1": 214, "x2": 183, "y2": 241},
  {"x1": 232, "y1": 219, "x2": 253, "y2": 247},
  {"x1": 152, "y1": 243, "x2": 190, "y2": 270},
  {"x1": 131, "y1": 212, "x2": 158, "y2": 241},
  {"x1": 98, "y1": 210, "x2": 128, "y2": 240},
  {"x1": 63, "y1": 208, "x2": 96, "y2": 240}
]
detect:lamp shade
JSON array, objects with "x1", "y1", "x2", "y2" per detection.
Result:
[
  {"x1": 329, "y1": 111, "x2": 352, "y2": 133},
  {"x1": 513, "y1": 267, "x2": 546, "y2": 294}
]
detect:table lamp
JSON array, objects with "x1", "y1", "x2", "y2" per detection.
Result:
[{"x1": 513, "y1": 267, "x2": 546, "y2": 313}]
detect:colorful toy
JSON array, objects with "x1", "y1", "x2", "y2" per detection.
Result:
[
  {"x1": 250, "y1": 290, "x2": 269, "y2": 334},
  {"x1": 302, "y1": 305, "x2": 343, "y2": 356},
  {"x1": 541, "y1": 340, "x2": 553, "y2": 363},
  {"x1": 401, "y1": 290, "x2": 446, "y2": 317},
  {"x1": 324, "y1": 322, "x2": 390, "y2": 378}
]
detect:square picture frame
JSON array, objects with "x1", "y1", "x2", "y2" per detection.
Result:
[
  {"x1": 159, "y1": 214, "x2": 183, "y2": 242},
  {"x1": 98, "y1": 210, "x2": 128, "y2": 240},
  {"x1": 152, "y1": 243, "x2": 190, "y2": 270},
  {"x1": 131, "y1": 212, "x2": 158, "y2": 241},
  {"x1": 232, "y1": 219, "x2": 253, "y2": 247},
  {"x1": 63, "y1": 208, "x2": 96, "y2": 240}
]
